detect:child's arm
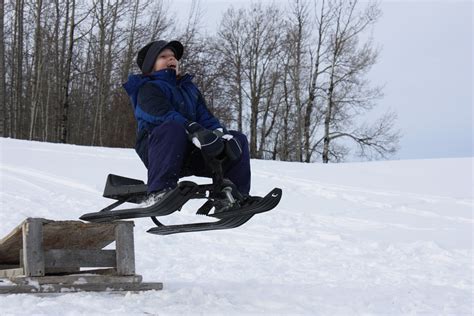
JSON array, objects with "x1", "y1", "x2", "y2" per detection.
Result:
[{"x1": 137, "y1": 83, "x2": 188, "y2": 126}]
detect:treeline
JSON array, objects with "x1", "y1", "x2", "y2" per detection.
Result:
[{"x1": 0, "y1": 0, "x2": 400, "y2": 163}]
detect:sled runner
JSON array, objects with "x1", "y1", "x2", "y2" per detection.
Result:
[{"x1": 80, "y1": 159, "x2": 282, "y2": 235}]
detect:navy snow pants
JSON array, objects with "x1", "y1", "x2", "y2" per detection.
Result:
[{"x1": 147, "y1": 121, "x2": 251, "y2": 195}]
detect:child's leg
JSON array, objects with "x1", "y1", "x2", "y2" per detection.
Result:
[
  {"x1": 184, "y1": 131, "x2": 251, "y2": 195},
  {"x1": 147, "y1": 121, "x2": 189, "y2": 193},
  {"x1": 222, "y1": 131, "x2": 251, "y2": 195},
  {"x1": 150, "y1": 126, "x2": 252, "y2": 195}
]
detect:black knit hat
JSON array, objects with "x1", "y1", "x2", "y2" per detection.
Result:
[{"x1": 136, "y1": 40, "x2": 184, "y2": 74}]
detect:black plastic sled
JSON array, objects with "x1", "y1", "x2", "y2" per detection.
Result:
[{"x1": 80, "y1": 173, "x2": 282, "y2": 235}]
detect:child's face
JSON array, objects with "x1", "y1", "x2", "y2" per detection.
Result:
[{"x1": 153, "y1": 48, "x2": 179, "y2": 74}]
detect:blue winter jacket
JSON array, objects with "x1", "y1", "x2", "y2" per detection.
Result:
[{"x1": 123, "y1": 69, "x2": 223, "y2": 166}]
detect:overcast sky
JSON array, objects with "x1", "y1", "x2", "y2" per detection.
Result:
[{"x1": 169, "y1": 0, "x2": 473, "y2": 160}]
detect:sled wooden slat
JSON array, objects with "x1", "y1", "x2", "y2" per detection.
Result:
[
  {"x1": 0, "y1": 274, "x2": 162, "y2": 294},
  {"x1": 115, "y1": 223, "x2": 135, "y2": 276},
  {"x1": 22, "y1": 218, "x2": 45, "y2": 276},
  {"x1": 0, "y1": 268, "x2": 24, "y2": 278},
  {"x1": 11, "y1": 274, "x2": 143, "y2": 285},
  {"x1": 44, "y1": 249, "x2": 117, "y2": 268},
  {"x1": 0, "y1": 218, "x2": 162, "y2": 293},
  {"x1": 0, "y1": 218, "x2": 120, "y2": 265},
  {"x1": 0, "y1": 267, "x2": 82, "y2": 279},
  {"x1": 0, "y1": 218, "x2": 49, "y2": 265},
  {"x1": 0, "y1": 281, "x2": 163, "y2": 294}
]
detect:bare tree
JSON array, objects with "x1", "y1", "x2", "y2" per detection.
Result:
[
  {"x1": 177, "y1": 0, "x2": 207, "y2": 79},
  {"x1": 257, "y1": 69, "x2": 282, "y2": 158},
  {"x1": 91, "y1": 0, "x2": 124, "y2": 146},
  {"x1": 120, "y1": 0, "x2": 140, "y2": 82},
  {"x1": 58, "y1": 0, "x2": 76, "y2": 143},
  {"x1": 215, "y1": 7, "x2": 247, "y2": 131},
  {"x1": 0, "y1": 0, "x2": 5, "y2": 136},
  {"x1": 279, "y1": 53, "x2": 293, "y2": 161},
  {"x1": 318, "y1": 0, "x2": 399, "y2": 162},
  {"x1": 243, "y1": 4, "x2": 282, "y2": 158},
  {"x1": 287, "y1": 0, "x2": 309, "y2": 161},
  {"x1": 28, "y1": 0, "x2": 43, "y2": 139},
  {"x1": 278, "y1": 0, "x2": 326, "y2": 162},
  {"x1": 303, "y1": 0, "x2": 332, "y2": 162},
  {"x1": 147, "y1": 0, "x2": 173, "y2": 41},
  {"x1": 11, "y1": 0, "x2": 24, "y2": 138}
]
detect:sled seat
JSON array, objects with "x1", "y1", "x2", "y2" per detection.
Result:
[{"x1": 103, "y1": 174, "x2": 148, "y2": 203}]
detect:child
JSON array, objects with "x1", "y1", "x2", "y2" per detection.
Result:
[{"x1": 123, "y1": 40, "x2": 251, "y2": 202}]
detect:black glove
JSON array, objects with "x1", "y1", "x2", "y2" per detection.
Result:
[
  {"x1": 222, "y1": 134, "x2": 242, "y2": 161},
  {"x1": 186, "y1": 122, "x2": 224, "y2": 157},
  {"x1": 212, "y1": 128, "x2": 242, "y2": 161},
  {"x1": 212, "y1": 128, "x2": 226, "y2": 138}
]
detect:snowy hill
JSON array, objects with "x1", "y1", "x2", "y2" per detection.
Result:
[{"x1": 0, "y1": 137, "x2": 472, "y2": 315}]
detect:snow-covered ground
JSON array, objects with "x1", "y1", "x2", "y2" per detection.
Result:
[{"x1": 0, "y1": 137, "x2": 472, "y2": 315}]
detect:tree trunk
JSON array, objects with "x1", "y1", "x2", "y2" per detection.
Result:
[
  {"x1": 29, "y1": 0, "x2": 43, "y2": 140},
  {"x1": 92, "y1": 0, "x2": 106, "y2": 146},
  {"x1": 0, "y1": 0, "x2": 6, "y2": 136},
  {"x1": 304, "y1": 0, "x2": 327, "y2": 162},
  {"x1": 281, "y1": 61, "x2": 291, "y2": 161},
  {"x1": 236, "y1": 57, "x2": 243, "y2": 132},
  {"x1": 121, "y1": 0, "x2": 139, "y2": 83},
  {"x1": 323, "y1": 51, "x2": 337, "y2": 164},
  {"x1": 322, "y1": 81, "x2": 333, "y2": 164},
  {"x1": 55, "y1": 0, "x2": 69, "y2": 141},
  {"x1": 59, "y1": 0, "x2": 75, "y2": 143},
  {"x1": 249, "y1": 97, "x2": 258, "y2": 158},
  {"x1": 291, "y1": 0, "x2": 305, "y2": 162},
  {"x1": 12, "y1": 0, "x2": 24, "y2": 139}
]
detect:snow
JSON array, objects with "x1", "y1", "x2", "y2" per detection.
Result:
[{"x1": 0, "y1": 137, "x2": 472, "y2": 315}]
